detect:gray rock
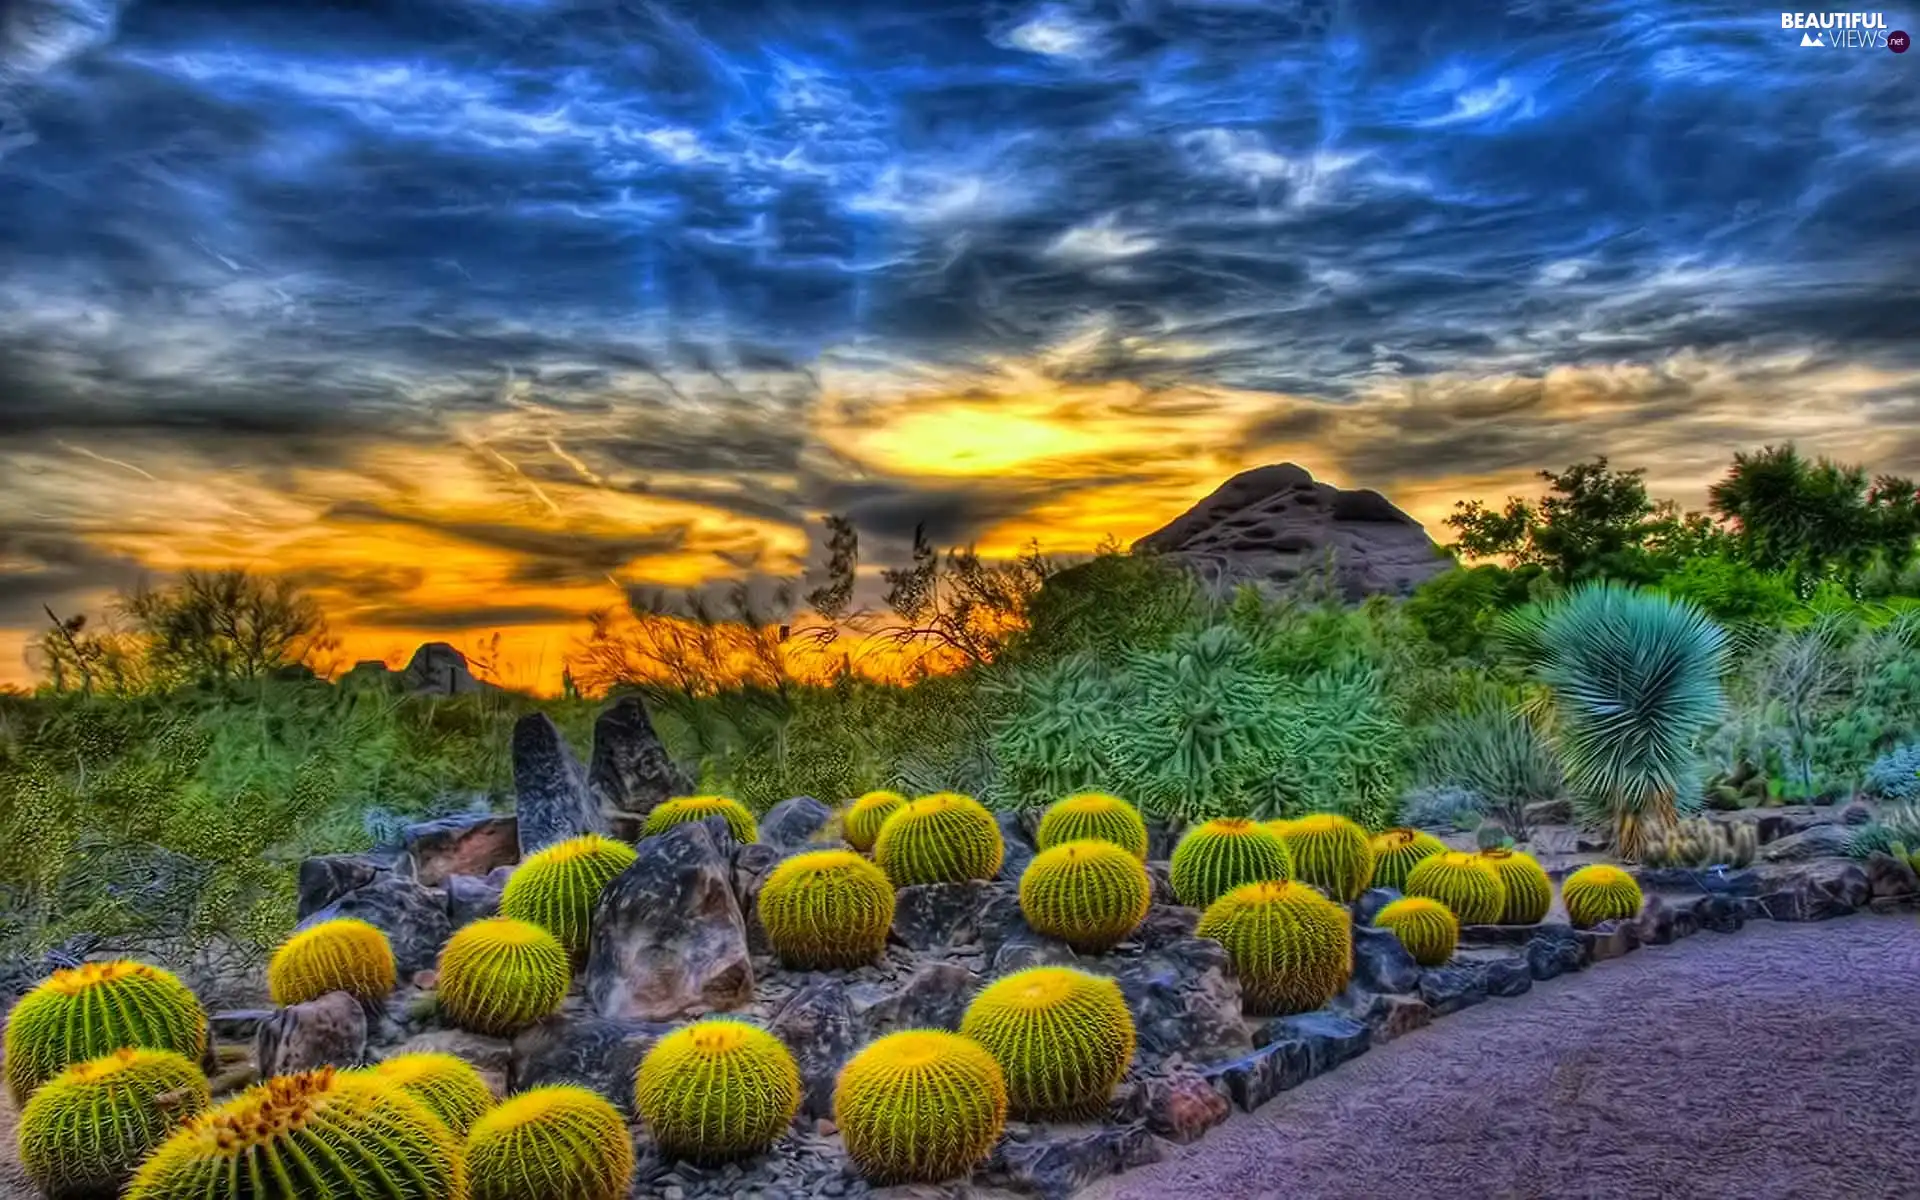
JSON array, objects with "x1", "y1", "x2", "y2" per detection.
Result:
[
  {"x1": 1417, "y1": 963, "x2": 1489, "y2": 1015},
  {"x1": 890, "y1": 880, "x2": 996, "y2": 952},
  {"x1": 1480, "y1": 956, "x2": 1534, "y2": 998},
  {"x1": 1577, "y1": 919, "x2": 1641, "y2": 961},
  {"x1": 446, "y1": 867, "x2": 512, "y2": 927},
  {"x1": 511, "y1": 1010, "x2": 670, "y2": 1116},
  {"x1": 1140, "y1": 1072, "x2": 1232, "y2": 1143},
  {"x1": 731, "y1": 841, "x2": 785, "y2": 956},
  {"x1": 987, "y1": 1121, "x2": 1159, "y2": 1200},
  {"x1": 303, "y1": 875, "x2": 452, "y2": 977},
  {"x1": 995, "y1": 810, "x2": 1038, "y2": 884},
  {"x1": 587, "y1": 694, "x2": 691, "y2": 816},
  {"x1": 1351, "y1": 887, "x2": 1401, "y2": 927},
  {"x1": 586, "y1": 821, "x2": 753, "y2": 1022},
  {"x1": 1256, "y1": 1010, "x2": 1372, "y2": 1075},
  {"x1": 1526, "y1": 928, "x2": 1586, "y2": 980},
  {"x1": 1759, "y1": 824, "x2": 1855, "y2": 862},
  {"x1": 1088, "y1": 932, "x2": 1248, "y2": 1066},
  {"x1": 400, "y1": 642, "x2": 487, "y2": 695},
  {"x1": 1864, "y1": 852, "x2": 1920, "y2": 901},
  {"x1": 1633, "y1": 866, "x2": 1763, "y2": 896},
  {"x1": 992, "y1": 932, "x2": 1082, "y2": 974},
  {"x1": 297, "y1": 852, "x2": 397, "y2": 919},
  {"x1": 768, "y1": 982, "x2": 856, "y2": 1119},
  {"x1": 513, "y1": 712, "x2": 607, "y2": 856},
  {"x1": 847, "y1": 961, "x2": 978, "y2": 1039},
  {"x1": 1351, "y1": 923, "x2": 1421, "y2": 994},
  {"x1": 1332, "y1": 987, "x2": 1433, "y2": 1043},
  {"x1": 209, "y1": 1009, "x2": 275, "y2": 1040},
  {"x1": 255, "y1": 991, "x2": 368, "y2": 1075},
  {"x1": 760, "y1": 797, "x2": 834, "y2": 851},
  {"x1": 1144, "y1": 820, "x2": 1178, "y2": 862},
  {"x1": 1146, "y1": 862, "x2": 1180, "y2": 907},
  {"x1": 403, "y1": 813, "x2": 519, "y2": 887}
]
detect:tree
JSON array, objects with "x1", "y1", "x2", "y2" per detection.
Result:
[
  {"x1": 120, "y1": 569, "x2": 333, "y2": 687},
  {"x1": 1446, "y1": 459, "x2": 1687, "y2": 584},
  {"x1": 870, "y1": 525, "x2": 1058, "y2": 671},
  {"x1": 1709, "y1": 444, "x2": 1920, "y2": 586}
]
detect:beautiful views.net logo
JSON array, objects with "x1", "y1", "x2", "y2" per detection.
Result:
[{"x1": 1781, "y1": 11, "x2": 1909, "y2": 50}]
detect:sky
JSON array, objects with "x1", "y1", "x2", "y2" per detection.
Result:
[{"x1": 1, "y1": 0, "x2": 1917, "y2": 691}]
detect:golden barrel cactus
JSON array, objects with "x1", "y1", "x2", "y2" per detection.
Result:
[
  {"x1": 1371, "y1": 897, "x2": 1459, "y2": 967},
  {"x1": 1479, "y1": 848, "x2": 1554, "y2": 925},
  {"x1": 634, "y1": 1019, "x2": 802, "y2": 1163},
  {"x1": 757, "y1": 850, "x2": 896, "y2": 969},
  {"x1": 354, "y1": 1052, "x2": 496, "y2": 1138},
  {"x1": 434, "y1": 917, "x2": 571, "y2": 1036},
  {"x1": 1404, "y1": 852, "x2": 1507, "y2": 926},
  {"x1": 466, "y1": 1085, "x2": 635, "y2": 1200},
  {"x1": 833, "y1": 1030, "x2": 1008, "y2": 1184},
  {"x1": 18, "y1": 1048, "x2": 210, "y2": 1199},
  {"x1": 1035, "y1": 792, "x2": 1149, "y2": 859},
  {"x1": 1169, "y1": 818, "x2": 1293, "y2": 909},
  {"x1": 1018, "y1": 839, "x2": 1152, "y2": 952},
  {"x1": 843, "y1": 790, "x2": 908, "y2": 853},
  {"x1": 500, "y1": 834, "x2": 639, "y2": 956},
  {"x1": 1367, "y1": 828, "x2": 1448, "y2": 891},
  {"x1": 643, "y1": 795, "x2": 759, "y2": 843},
  {"x1": 871, "y1": 792, "x2": 1005, "y2": 886},
  {"x1": 268, "y1": 918, "x2": 398, "y2": 1007},
  {"x1": 1195, "y1": 880, "x2": 1352, "y2": 1016},
  {"x1": 1277, "y1": 813, "x2": 1376, "y2": 902},
  {"x1": 1562, "y1": 864, "x2": 1644, "y2": 928},
  {"x1": 5, "y1": 961, "x2": 208, "y2": 1105},
  {"x1": 959, "y1": 967, "x2": 1135, "y2": 1119}
]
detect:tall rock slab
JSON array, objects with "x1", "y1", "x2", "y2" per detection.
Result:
[
  {"x1": 586, "y1": 694, "x2": 690, "y2": 817},
  {"x1": 585, "y1": 822, "x2": 753, "y2": 1022},
  {"x1": 513, "y1": 712, "x2": 606, "y2": 856}
]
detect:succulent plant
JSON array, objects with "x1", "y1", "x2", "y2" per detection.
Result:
[
  {"x1": 1561, "y1": 864, "x2": 1644, "y2": 928},
  {"x1": 5, "y1": 961, "x2": 209, "y2": 1105},
  {"x1": 500, "y1": 834, "x2": 640, "y2": 956},
  {"x1": 833, "y1": 1030, "x2": 1008, "y2": 1184},
  {"x1": 1194, "y1": 880, "x2": 1352, "y2": 1016},
  {"x1": 843, "y1": 790, "x2": 909, "y2": 852},
  {"x1": 634, "y1": 1019, "x2": 802, "y2": 1163},
  {"x1": 1168, "y1": 818, "x2": 1293, "y2": 909},
  {"x1": 18, "y1": 1048, "x2": 210, "y2": 1199},
  {"x1": 1639, "y1": 818, "x2": 1758, "y2": 869},
  {"x1": 1367, "y1": 828, "x2": 1449, "y2": 891},
  {"x1": 1018, "y1": 839, "x2": 1152, "y2": 952},
  {"x1": 1478, "y1": 848, "x2": 1554, "y2": 924},
  {"x1": 1276, "y1": 812, "x2": 1375, "y2": 902},
  {"x1": 125, "y1": 1068, "x2": 463, "y2": 1200},
  {"x1": 643, "y1": 794, "x2": 759, "y2": 843},
  {"x1": 267, "y1": 917, "x2": 399, "y2": 1007},
  {"x1": 757, "y1": 849, "x2": 896, "y2": 969},
  {"x1": 959, "y1": 967, "x2": 1135, "y2": 1119},
  {"x1": 466, "y1": 1084, "x2": 634, "y2": 1200},
  {"x1": 353, "y1": 1052, "x2": 496, "y2": 1138},
  {"x1": 434, "y1": 917, "x2": 571, "y2": 1036},
  {"x1": 871, "y1": 792, "x2": 1005, "y2": 886},
  {"x1": 1034, "y1": 792, "x2": 1149, "y2": 859},
  {"x1": 1404, "y1": 852, "x2": 1507, "y2": 926},
  {"x1": 1371, "y1": 897, "x2": 1458, "y2": 966}
]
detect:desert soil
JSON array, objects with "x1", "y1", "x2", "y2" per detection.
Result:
[{"x1": 1086, "y1": 914, "x2": 1920, "y2": 1200}]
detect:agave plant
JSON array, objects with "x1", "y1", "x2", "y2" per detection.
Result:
[{"x1": 1523, "y1": 583, "x2": 1728, "y2": 859}]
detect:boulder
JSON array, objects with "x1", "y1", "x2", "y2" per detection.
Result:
[
  {"x1": 1256, "y1": 1010, "x2": 1372, "y2": 1075},
  {"x1": 403, "y1": 814, "x2": 518, "y2": 887},
  {"x1": 1577, "y1": 919, "x2": 1640, "y2": 962},
  {"x1": 759, "y1": 797, "x2": 834, "y2": 851},
  {"x1": 1140, "y1": 1072, "x2": 1232, "y2": 1143},
  {"x1": 768, "y1": 982, "x2": 857, "y2": 1119},
  {"x1": 992, "y1": 932, "x2": 1082, "y2": 974},
  {"x1": 209, "y1": 1009, "x2": 275, "y2": 1041},
  {"x1": 987, "y1": 1121, "x2": 1159, "y2": 1200},
  {"x1": 730, "y1": 841, "x2": 785, "y2": 956},
  {"x1": 302, "y1": 875, "x2": 451, "y2": 977},
  {"x1": 846, "y1": 961, "x2": 979, "y2": 1039},
  {"x1": 1351, "y1": 887, "x2": 1400, "y2": 926},
  {"x1": 401, "y1": 642, "x2": 487, "y2": 695},
  {"x1": 1131, "y1": 463, "x2": 1449, "y2": 599},
  {"x1": 995, "y1": 811, "x2": 1039, "y2": 884},
  {"x1": 1526, "y1": 928, "x2": 1586, "y2": 980},
  {"x1": 510, "y1": 1011, "x2": 670, "y2": 1116},
  {"x1": 586, "y1": 822, "x2": 753, "y2": 1022},
  {"x1": 1351, "y1": 923, "x2": 1421, "y2": 994},
  {"x1": 1479, "y1": 956, "x2": 1534, "y2": 998},
  {"x1": 446, "y1": 867, "x2": 511, "y2": 927},
  {"x1": 1417, "y1": 963, "x2": 1489, "y2": 1015},
  {"x1": 512, "y1": 712, "x2": 607, "y2": 856},
  {"x1": 890, "y1": 880, "x2": 997, "y2": 952},
  {"x1": 1759, "y1": 824, "x2": 1855, "y2": 862},
  {"x1": 1090, "y1": 932, "x2": 1247, "y2": 1066},
  {"x1": 1864, "y1": 852, "x2": 1920, "y2": 902},
  {"x1": 1333, "y1": 987, "x2": 1433, "y2": 1043},
  {"x1": 296, "y1": 852, "x2": 397, "y2": 919},
  {"x1": 254, "y1": 991, "x2": 367, "y2": 1075},
  {"x1": 586, "y1": 694, "x2": 691, "y2": 816}
]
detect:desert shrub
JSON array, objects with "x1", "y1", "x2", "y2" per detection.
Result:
[
  {"x1": 1864, "y1": 744, "x2": 1920, "y2": 802},
  {"x1": 1398, "y1": 785, "x2": 1485, "y2": 831},
  {"x1": 1415, "y1": 698, "x2": 1563, "y2": 839}
]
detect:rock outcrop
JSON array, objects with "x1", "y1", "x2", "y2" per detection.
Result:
[
  {"x1": 512, "y1": 712, "x2": 608, "y2": 856},
  {"x1": 586, "y1": 694, "x2": 692, "y2": 817},
  {"x1": 1132, "y1": 463, "x2": 1449, "y2": 599},
  {"x1": 585, "y1": 821, "x2": 753, "y2": 1022}
]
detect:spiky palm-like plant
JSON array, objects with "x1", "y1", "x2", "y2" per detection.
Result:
[{"x1": 1522, "y1": 584, "x2": 1728, "y2": 859}]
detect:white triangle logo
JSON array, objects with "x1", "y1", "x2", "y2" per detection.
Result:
[{"x1": 1800, "y1": 31, "x2": 1822, "y2": 45}]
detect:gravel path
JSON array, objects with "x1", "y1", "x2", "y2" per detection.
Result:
[{"x1": 1086, "y1": 915, "x2": 1920, "y2": 1200}]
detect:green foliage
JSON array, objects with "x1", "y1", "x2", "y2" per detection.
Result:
[
  {"x1": 1018, "y1": 840, "x2": 1152, "y2": 952},
  {"x1": 757, "y1": 850, "x2": 895, "y2": 969},
  {"x1": 5, "y1": 960, "x2": 209, "y2": 1104},
  {"x1": 1709, "y1": 444, "x2": 1919, "y2": 587},
  {"x1": 434, "y1": 917, "x2": 571, "y2": 1036},
  {"x1": 18, "y1": 1048, "x2": 211, "y2": 1199},
  {"x1": 1446, "y1": 458, "x2": 1699, "y2": 585},
  {"x1": 1367, "y1": 828, "x2": 1449, "y2": 891},
  {"x1": 466, "y1": 1085, "x2": 635, "y2": 1200},
  {"x1": 1372, "y1": 897, "x2": 1458, "y2": 966},
  {"x1": 500, "y1": 835, "x2": 639, "y2": 956},
  {"x1": 960, "y1": 967, "x2": 1136, "y2": 1119},
  {"x1": 1655, "y1": 556, "x2": 1803, "y2": 626},
  {"x1": 267, "y1": 917, "x2": 398, "y2": 1006},
  {"x1": 1404, "y1": 852, "x2": 1506, "y2": 926},
  {"x1": 634, "y1": 1021, "x2": 802, "y2": 1164},
  {"x1": 125, "y1": 1068, "x2": 464, "y2": 1200},
  {"x1": 1404, "y1": 564, "x2": 1549, "y2": 660},
  {"x1": 354, "y1": 1052, "x2": 496, "y2": 1138},
  {"x1": 834, "y1": 1030, "x2": 1009, "y2": 1184},
  {"x1": 1416, "y1": 699, "x2": 1562, "y2": 841},
  {"x1": 1846, "y1": 805, "x2": 1920, "y2": 859},
  {"x1": 1034, "y1": 791, "x2": 1149, "y2": 859},
  {"x1": 843, "y1": 790, "x2": 907, "y2": 853},
  {"x1": 1561, "y1": 864, "x2": 1644, "y2": 928},
  {"x1": 871, "y1": 792, "x2": 1005, "y2": 886},
  {"x1": 1275, "y1": 813, "x2": 1375, "y2": 902},
  {"x1": 643, "y1": 795, "x2": 759, "y2": 843},
  {"x1": 1477, "y1": 849, "x2": 1553, "y2": 924},
  {"x1": 1169, "y1": 818, "x2": 1293, "y2": 908},
  {"x1": 1009, "y1": 548, "x2": 1203, "y2": 668},
  {"x1": 1194, "y1": 880, "x2": 1353, "y2": 1016}
]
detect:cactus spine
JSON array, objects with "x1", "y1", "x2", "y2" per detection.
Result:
[
  {"x1": 643, "y1": 794, "x2": 759, "y2": 843},
  {"x1": 1169, "y1": 818, "x2": 1293, "y2": 909},
  {"x1": 18, "y1": 1048, "x2": 210, "y2": 1199},
  {"x1": 466, "y1": 1085, "x2": 635, "y2": 1200},
  {"x1": 871, "y1": 792, "x2": 1005, "y2": 886},
  {"x1": 844, "y1": 790, "x2": 908, "y2": 853},
  {"x1": 1367, "y1": 828, "x2": 1448, "y2": 891},
  {"x1": 1277, "y1": 812, "x2": 1375, "y2": 902},
  {"x1": 757, "y1": 850, "x2": 896, "y2": 969},
  {"x1": 1478, "y1": 848, "x2": 1554, "y2": 925},
  {"x1": 1404, "y1": 852, "x2": 1507, "y2": 926},
  {"x1": 1018, "y1": 839, "x2": 1152, "y2": 952},
  {"x1": 355, "y1": 1052, "x2": 497, "y2": 1138},
  {"x1": 1639, "y1": 818, "x2": 1758, "y2": 868},
  {"x1": 833, "y1": 1030, "x2": 1008, "y2": 1184},
  {"x1": 1371, "y1": 897, "x2": 1459, "y2": 966},
  {"x1": 959, "y1": 967, "x2": 1135, "y2": 1119},
  {"x1": 268, "y1": 918, "x2": 399, "y2": 1007},
  {"x1": 5, "y1": 961, "x2": 208, "y2": 1105},
  {"x1": 1562, "y1": 864, "x2": 1644, "y2": 927},
  {"x1": 1035, "y1": 792, "x2": 1149, "y2": 859},
  {"x1": 500, "y1": 834, "x2": 639, "y2": 956},
  {"x1": 634, "y1": 1020, "x2": 802, "y2": 1163},
  {"x1": 1195, "y1": 880, "x2": 1352, "y2": 1016},
  {"x1": 434, "y1": 917, "x2": 571, "y2": 1036}
]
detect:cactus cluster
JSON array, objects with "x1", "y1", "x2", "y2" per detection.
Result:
[
  {"x1": 1478, "y1": 848, "x2": 1554, "y2": 925},
  {"x1": 466, "y1": 1085, "x2": 635, "y2": 1200},
  {"x1": 1367, "y1": 828, "x2": 1448, "y2": 891},
  {"x1": 1562, "y1": 864, "x2": 1644, "y2": 928},
  {"x1": 1035, "y1": 792, "x2": 1149, "y2": 860},
  {"x1": 354, "y1": 1052, "x2": 497, "y2": 1138},
  {"x1": 435, "y1": 917, "x2": 571, "y2": 1036},
  {"x1": 1404, "y1": 852, "x2": 1507, "y2": 926},
  {"x1": 634, "y1": 1020, "x2": 802, "y2": 1163},
  {"x1": 126, "y1": 1068, "x2": 463, "y2": 1200},
  {"x1": 757, "y1": 850, "x2": 896, "y2": 969},
  {"x1": 1195, "y1": 880, "x2": 1352, "y2": 1016},
  {"x1": 1371, "y1": 897, "x2": 1458, "y2": 966},
  {"x1": 1018, "y1": 839, "x2": 1152, "y2": 952},
  {"x1": 871, "y1": 792, "x2": 1005, "y2": 886},
  {"x1": 1169, "y1": 818, "x2": 1293, "y2": 909},
  {"x1": 268, "y1": 918, "x2": 399, "y2": 1007},
  {"x1": 960, "y1": 967, "x2": 1135, "y2": 1119},
  {"x1": 501, "y1": 834, "x2": 639, "y2": 956},
  {"x1": 833, "y1": 1030, "x2": 1008, "y2": 1185},
  {"x1": 1276, "y1": 813, "x2": 1375, "y2": 902},
  {"x1": 18, "y1": 1048, "x2": 210, "y2": 1199},
  {"x1": 5, "y1": 961, "x2": 209, "y2": 1105},
  {"x1": 644, "y1": 794, "x2": 759, "y2": 843},
  {"x1": 843, "y1": 790, "x2": 908, "y2": 853},
  {"x1": 1639, "y1": 818, "x2": 1757, "y2": 868}
]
